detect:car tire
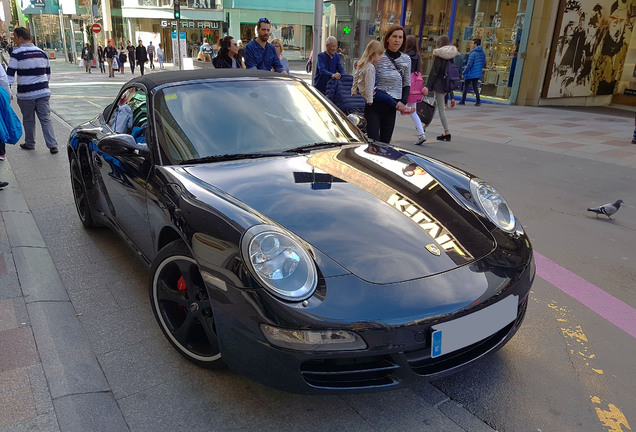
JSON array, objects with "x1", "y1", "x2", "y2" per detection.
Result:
[
  {"x1": 70, "y1": 156, "x2": 96, "y2": 229},
  {"x1": 149, "y1": 240, "x2": 224, "y2": 369}
]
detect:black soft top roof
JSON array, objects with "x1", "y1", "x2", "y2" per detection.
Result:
[{"x1": 127, "y1": 68, "x2": 294, "y2": 90}]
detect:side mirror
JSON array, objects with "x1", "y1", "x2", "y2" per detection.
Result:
[
  {"x1": 98, "y1": 134, "x2": 149, "y2": 157},
  {"x1": 347, "y1": 113, "x2": 367, "y2": 130}
]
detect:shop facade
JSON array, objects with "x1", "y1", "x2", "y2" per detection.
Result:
[
  {"x1": 324, "y1": 0, "x2": 532, "y2": 104},
  {"x1": 225, "y1": 1, "x2": 314, "y2": 61},
  {"x1": 323, "y1": 0, "x2": 635, "y2": 106}
]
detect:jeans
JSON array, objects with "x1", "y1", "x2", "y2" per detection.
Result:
[
  {"x1": 138, "y1": 62, "x2": 145, "y2": 76},
  {"x1": 149, "y1": 53, "x2": 154, "y2": 69},
  {"x1": 0, "y1": 141, "x2": 5, "y2": 156},
  {"x1": 365, "y1": 101, "x2": 397, "y2": 144},
  {"x1": 462, "y1": 78, "x2": 481, "y2": 104},
  {"x1": 99, "y1": 61, "x2": 105, "y2": 73},
  {"x1": 16, "y1": 96, "x2": 58, "y2": 149}
]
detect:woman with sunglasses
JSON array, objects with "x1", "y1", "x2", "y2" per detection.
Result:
[{"x1": 212, "y1": 36, "x2": 244, "y2": 69}]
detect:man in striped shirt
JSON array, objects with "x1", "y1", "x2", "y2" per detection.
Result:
[{"x1": 7, "y1": 27, "x2": 58, "y2": 154}]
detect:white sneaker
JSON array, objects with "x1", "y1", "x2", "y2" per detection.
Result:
[
  {"x1": 414, "y1": 133, "x2": 426, "y2": 145},
  {"x1": 0, "y1": 154, "x2": 5, "y2": 161}
]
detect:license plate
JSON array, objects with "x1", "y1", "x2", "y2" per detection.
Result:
[{"x1": 431, "y1": 295, "x2": 518, "y2": 358}]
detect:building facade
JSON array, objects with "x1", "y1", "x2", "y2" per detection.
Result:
[{"x1": 323, "y1": 0, "x2": 636, "y2": 107}]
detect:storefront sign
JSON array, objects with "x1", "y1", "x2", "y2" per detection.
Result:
[{"x1": 161, "y1": 20, "x2": 219, "y2": 29}]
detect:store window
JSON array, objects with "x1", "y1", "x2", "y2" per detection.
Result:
[{"x1": 401, "y1": 0, "x2": 527, "y2": 102}]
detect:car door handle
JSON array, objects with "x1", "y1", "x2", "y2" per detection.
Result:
[{"x1": 94, "y1": 154, "x2": 102, "y2": 166}]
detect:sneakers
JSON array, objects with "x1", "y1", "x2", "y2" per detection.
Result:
[
  {"x1": 475, "y1": 102, "x2": 481, "y2": 106},
  {"x1": 458, "y1": 101, "x2": 465, "y2": 105},
  {"x1": 414, "y1": 133, "x2": 426, "y2": 145},
  {"x1": 0, "y1": 181, "x2": 8, "y2": 190},
  {"x1": 20, "y1": 143, "x2": 35, "y2": 150},
  {"x1": 0, "y1": 154, "x2": 5, "y2": 161},
  {"x1": 50, "y1": 147, "x2": 59, "y2": 154}
]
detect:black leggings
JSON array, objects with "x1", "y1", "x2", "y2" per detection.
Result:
[{"x1": 364, "y1": 102, "x2": 397, "y2": 143}]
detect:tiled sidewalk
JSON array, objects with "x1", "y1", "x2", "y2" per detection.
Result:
[{"x1": 393, "y1": 103, "x2": 636, "y2": 167}]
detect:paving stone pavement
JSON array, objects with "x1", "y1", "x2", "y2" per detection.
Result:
[{"x1": 0, "y1": 58, "x2": 635, "y2": 431}]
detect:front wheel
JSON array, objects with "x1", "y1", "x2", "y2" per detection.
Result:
[
  {"x1": 70, "y1": 156, "x2": 96, "y2": 229},
  {"x1": 149, "y1": 240, "x2": 223, "y2": 368}
]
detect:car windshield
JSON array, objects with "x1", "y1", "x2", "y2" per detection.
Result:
[{"x1": 154, "y1": 78, "x2": 365, "y2": 164}]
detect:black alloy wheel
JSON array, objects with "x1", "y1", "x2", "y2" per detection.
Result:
[
  {"x1": 70, "y1": 157, "x2": 96, "y2": 229},
  {"x1": 149, "y1": 240, "x2": 223, "y2": 368}
]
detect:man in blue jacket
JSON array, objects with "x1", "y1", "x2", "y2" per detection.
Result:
[
  {"x1": 244, "y1": 18, "x2": 286, "y2": 74},
  {"x1": 314, "y1": 36, "x2": 345, "y2": 95},
  {"x1": 459, "y1": 38, "x2": 486, "y2": 106}
]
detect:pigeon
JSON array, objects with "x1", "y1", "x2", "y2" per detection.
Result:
[{"x1": 587, "y1": 200, "x2": 623, "y2": 220}]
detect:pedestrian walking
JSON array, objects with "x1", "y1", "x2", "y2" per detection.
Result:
[
  {"x1": 81, "y1": 43, "x2": 93, "y2": 73},
  {"x1": 244, "y1": 18, "x2": 286, "y2": 73},
  {"x1": 136, "y1": 40, "x2": 148, "y2": 76},
  {"x1": 105, "y1": 41, "x2": 117, "y2": 77},
  {"x1": 421, "y1": 35, "x2": 458, "y2": 142},
  {"x1": 157, "y1": 43, "x2": 164, "y2": 69},
  {"x1": 365, "y1": 25, "x2": 411, "y2": 144},
  {"x1": 270, "y1": 38, "x2": 289, "y2": 74},
  {"x1": 126, "y1": 41, "x2": 136, "y2": 74},
  {"x1": 97, "y1": 45, "x2": 106, "y2": 73},
  {"x1": 199, "y1": 38, "x2": 214, "y2": 62},
  {"x1": 0, "y1": 63, "x2": 16, "y2": 161},
  {"x1": 118, "y1": 46, "x2": 126, "y2": 74},
  {"x1": 147, "y1": 41, "x2": 155, "y2": 69},
  {"x1": 6, "y1": 27, "x2": 58, "y2": 153},
  {"x1": 459, "y1": 38, "x2": 486, "y2": 106},
  {"x1": 404, "y1": 35, "x2": 427, "y2": 144},
  {"x1": 314, "y1": 36, "x2": 345, "y2": 95},
  {"x1": 212, "y1": 36, "x2": 243, "y2": 69},
  {"x1": 445, "y1": 43, "x2": 463, "y2": 107}
]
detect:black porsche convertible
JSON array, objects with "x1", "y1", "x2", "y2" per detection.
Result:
[{"x1": 68, "y1": 69, "x2": 534, "y2": 394}]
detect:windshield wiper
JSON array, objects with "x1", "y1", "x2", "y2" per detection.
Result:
[
  {"x1": 179, "y1": 152, "x2": 288, "y2": 164},
  {"x1": 283, "y1": 142, "x2": 349, "y2": 154}
]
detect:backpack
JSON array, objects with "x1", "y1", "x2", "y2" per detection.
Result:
[
  {"x1": 443, "y1": 59, "x2": 462, "y2": 92},
  {"x1": 408, "y1": 71, "x2": 424, "y2": 103}
]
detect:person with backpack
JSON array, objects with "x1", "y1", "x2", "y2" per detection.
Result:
[
  {"x1": 459, "y1": 38, "x2": 486, "y2": 106},
  {"x1": 421, "y1": 34, "x2": 459, "y2": 142},
  {"x1": 405, "y1": 35, "x2": 428, "y2": 145}
]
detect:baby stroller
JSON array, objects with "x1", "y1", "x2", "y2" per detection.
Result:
[{"x1": 325, "y1": 74, "x2": 367, "y2": 133}]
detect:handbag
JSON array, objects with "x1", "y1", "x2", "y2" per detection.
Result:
[
  {"x1": 416, "y1": 96, "x2": 436, "y2": 125},
  {"x1": 79, "y1": 59, "x2": 84, "y2": 67}
]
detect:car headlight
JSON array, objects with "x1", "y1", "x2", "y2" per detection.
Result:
[
  {"x1": 470, "y1": 178, "x2": 516, "y2": 232},
  {"x1": 241, "y1": 225, "x2": 317, "y2": 301},
  {"x1": 260, "y1": 324, "x2": 367, "y2": 351}
]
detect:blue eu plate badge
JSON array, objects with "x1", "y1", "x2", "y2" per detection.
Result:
[{"x1": 431, "y1": 330, "x2": 442, "y2": 358}]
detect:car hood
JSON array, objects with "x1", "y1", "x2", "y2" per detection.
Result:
[{"x1": 183, "y1": 145, "x2": 495, "y2": 284}]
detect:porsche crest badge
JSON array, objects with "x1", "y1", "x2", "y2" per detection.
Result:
[{"x1": 426, "y1": 244, "x2": 441, "y2": 256}]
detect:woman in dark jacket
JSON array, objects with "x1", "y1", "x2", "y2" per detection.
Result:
[
  {"x1": 97, "y1": 45, "x2": 105, "y2": 73},
  {"x1": 212, "y1": 36, "x2": 243, "y2": 68},
  {"x1": 118, "y1": 46, "x2": 127, "y2": 74},
  {"x1": 423, "y1": 34, "x2": 458, "y2": 142}
]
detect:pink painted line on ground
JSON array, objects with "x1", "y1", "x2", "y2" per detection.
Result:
[{"x1": 534, "y1": 252, "x2": 636, "y2": 339}]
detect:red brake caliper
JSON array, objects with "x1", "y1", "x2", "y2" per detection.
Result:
[{"x1": 177, "y1": 276, "x2": 187, "y2": 292}]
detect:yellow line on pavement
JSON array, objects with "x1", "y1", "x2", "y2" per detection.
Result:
[{"x1": 50, "y1": 95, "x2": 112, "y2": 99}]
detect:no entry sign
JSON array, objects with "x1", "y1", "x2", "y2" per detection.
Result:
[{"x1": 91, "y1": 23, "x2": 102, "y2": 33}]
